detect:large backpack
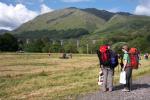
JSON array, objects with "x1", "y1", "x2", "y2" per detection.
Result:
[
  {"x1": 99, "y1": 45, "x2": 110, "y2": 66},
  {"x1": 110, "y1": 51, "x2": 118, "y2": 68},
  {"x1": 129, "y1": 48, "x2": 139, "y2": 69}
]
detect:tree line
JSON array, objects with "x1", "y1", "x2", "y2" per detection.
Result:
[{"x1": 0, "y1": 32, "x2": 150, "y2": 53}]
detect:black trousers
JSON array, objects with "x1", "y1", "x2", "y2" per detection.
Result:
[{"x1": 124, "y1": 67, "x2": 132, "y2": 90}]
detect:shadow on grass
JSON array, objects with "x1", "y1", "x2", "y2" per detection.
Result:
[{"x1": 114, "y1": 83, "x2": 150, "y2": 91}]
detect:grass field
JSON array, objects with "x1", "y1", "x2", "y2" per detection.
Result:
[{"x1": 0, "y1": 53, "x2": 150, "y2": 100}]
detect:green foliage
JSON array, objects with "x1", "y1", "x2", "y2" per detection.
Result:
[
  {"x1": 11, "y1": 8, "x2": 150, "y2": 53},
  {"x1": 49, "y1": 42, "x2": 63, "y2": 53},
  {"x1": 64, "y1": 41, "x2": 78, "y2": 53},
  {"x1": 112, "y1": 42, "x2": 128, "y2": 54},
  {"x1": 0, "y1": 33, "x2": 18, "y2": 51},
  {"x1": 14, "y1": 8, "x2": 105, "y2": 33},
  {"x1": 129, "y1": 37, "x2": 150, "y2": 52},
  {"x1": 23, "y1": 39, "x2": 44, "y2": 52},
  {"x1": 16, "y1": 28, "x2": 89, "y2": 40}
]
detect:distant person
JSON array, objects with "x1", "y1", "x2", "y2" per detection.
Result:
[
  {"x1": 48, "y1": 51, "x2": 51, "y2": 57},
  {"x1": 144, "y1": 53, "x2": 149, "y2": 60}
]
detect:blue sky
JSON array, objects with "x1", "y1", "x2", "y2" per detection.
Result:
[
  {"x1": 0, "y1": 0, "x2": 150, "y2": 30},
  {"x1": 0, "y1": 0, "x2": 139, "y2": 12}
]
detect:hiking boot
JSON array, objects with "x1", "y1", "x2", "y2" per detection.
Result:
[
  {"x1": 108, "y1": 90, "x2": 113, "y2": 92},
  {"x1": 102, "y1": 88, "x2": 107, "y2": 92},
  {"x1": 108, "y1": 89, "x2": 113, "y2": 92},
  {"x1": 122, "y1": 88, "x2": 130, "y2": 92},
  {"x1": 103, "y1": 90, "x2": 107, "y2": 92}
]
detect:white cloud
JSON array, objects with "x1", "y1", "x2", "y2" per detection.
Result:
[
  {"x1": 0, "y1": 2, "x2": 38, "y2": 30},
  {"x1": 61, "y1": 0, "x2": 91, "y2": 3},
  {"x1": 134, "y1": 0, "x2": 150, "y2": 16},
  {"x1": 40, "y1": 4, "x2": 54, "y2": 14},
  {"x1": 0, "y1": 2, "x2": 54, "y2": 30}
]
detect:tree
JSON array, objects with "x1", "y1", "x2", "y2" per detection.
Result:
[
  {"x1": 23, "y1": 39, "x2": 44, "y2": 52},
  {"x1": 0, "y1": 33, "x2": 18, "y2": 51},
  {"x1": 63, "y1": 40, "x2": 78, "y2": 53}
]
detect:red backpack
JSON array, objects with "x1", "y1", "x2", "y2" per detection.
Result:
[
  {"x1": 129, "y1": 48, "x2": 139, "y2": 69},
  {"x1": 99, "y1": 45, "x2": 110, "y2": 66}
]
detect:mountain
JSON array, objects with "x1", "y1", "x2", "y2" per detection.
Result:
[
  {"x1": 13, "y1": 7, "x2": 150, "y2": 41},
  {"x1": 0, "y1": 29, "x2": 9, "y2": 35},
  {"x1": 94, "y1": 15, "x2": 150, "y2": 36},
  {"x1": 82, "y1": 8, "x2": 115, "y2": 21},
  {"x1": 14, "y1": 7, "x2": 106, "y2": 34}
]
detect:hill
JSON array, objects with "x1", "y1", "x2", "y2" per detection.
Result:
[
  {"x1": 13, "y1": 7, "x2": 135, "y2": 39},
  {"x1": 0, "y1": 29, "x2": 9, "y2": 35},
  {"x1": 12, "y1": 7, "x2": 150, "y2": 52},
  {"x1": 14, "y1": 7, "x2": 106, "y2": 34}
]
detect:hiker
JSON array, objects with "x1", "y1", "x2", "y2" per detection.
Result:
[
  {"x1": 122, "y1": 45, "x2": 132, "y2": 92},
  {"x1": 121, "y1": 45, "x2": 139, "y2": 92},
  {"x1": 97, "y1": 44, "x2": 118, "y2": 92}
]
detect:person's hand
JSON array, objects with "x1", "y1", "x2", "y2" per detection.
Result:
[{"x1": 122, "y1": 67, "x2": 125, "y2": 71}]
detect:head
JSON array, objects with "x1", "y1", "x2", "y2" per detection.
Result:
[
  {"x1": 122, "y1": 45, "x2": 129, "y2": 53},
  {"x1": 106, "y1": 44, "x2": 111, "y2": 50}
]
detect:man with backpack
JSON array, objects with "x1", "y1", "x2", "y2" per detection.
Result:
[
  {"x1": 97, "y1": 44, "x2": 118, "y2": 92},
  {"x1": 121, "y1": 45, "x2": 139, "y2": 92}
]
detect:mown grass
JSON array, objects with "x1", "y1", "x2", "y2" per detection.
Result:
[{"x1": 0, "y1": 53, "x2": 150, "y2": 100}]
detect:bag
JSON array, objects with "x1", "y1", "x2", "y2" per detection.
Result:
[
  {"x1": 129, "y1": 48, "x2": 139, "y2": 69},
  {"x1": 98, "y1": 71, "x2": 103, "y2": 85},
  {"x1": 99, "y1": 45, "x2": 110, "y2": 66},
  {"x1": 119, "y1": 71, "x2": 126, "y2": 84},
  {"x1": 110, "y1": 51, "x2": 118, "y2": 68}
]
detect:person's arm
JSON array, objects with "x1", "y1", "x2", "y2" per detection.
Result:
[
  {"x1": 96, "y1": 50, "x2": 101, "y2": 60},
  {"x1": 96, "y1": 50, "x2": 102, "y2": 68},
  {"x1": 122, "y1": 54, "x2": 128, "y2": 71},
  {"x1": 123, "y1": 59, "x2": 127, "y2": 71}
]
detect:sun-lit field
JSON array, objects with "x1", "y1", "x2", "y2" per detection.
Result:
[{"x1": 0, "y1": 53, "x2": 150, "y2": 100}]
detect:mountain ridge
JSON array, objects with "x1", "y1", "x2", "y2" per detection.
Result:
[{"x1": 12, "y1": 7, "x2": 150, "y2": 42}]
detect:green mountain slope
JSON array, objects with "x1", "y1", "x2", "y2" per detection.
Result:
[
  {"x1": 14, "y1": 8, "x2": 106, "y2": 34},
  {"x1": 11, "y1": 7, "x2": 150, "y2": 52},
  {"x1": 94, "y1": 15, "x2": 150, "y2": 36},
  {"x1": 14, "y1": 8, "x2": 150, "y2": 43}
]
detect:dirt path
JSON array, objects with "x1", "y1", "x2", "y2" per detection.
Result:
[{"x1": 78, "y1": 75, "x2": 150, "y2": 100}]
